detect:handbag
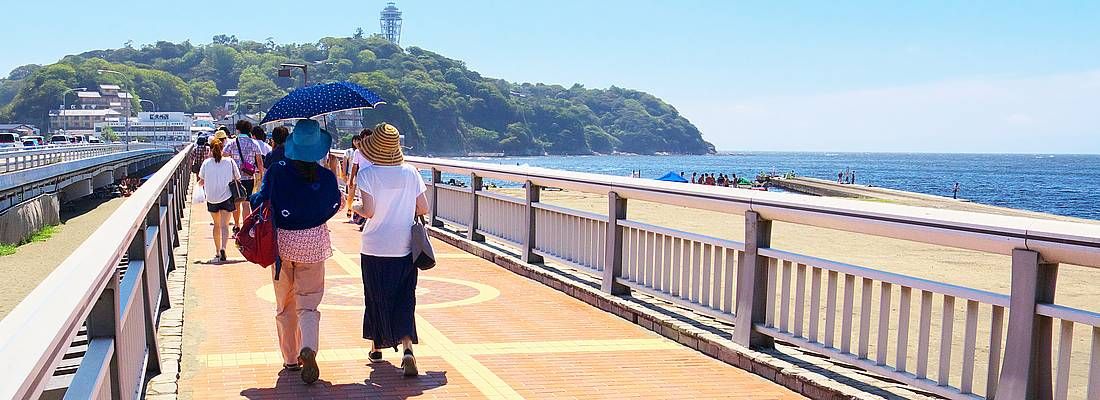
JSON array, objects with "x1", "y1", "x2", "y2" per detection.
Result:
[
  {"x1": 236, "y1": 178, "x2": 283, "y2": 278},
  {"x1": 410, "y1": 215, "x2": 435, "y2": 270},
  {"x1": 234, "y1": 138, "x2": 257, "y2": 176},
  {"x1": 227, "y1": 179, "x2": 246, "y2": 202}
]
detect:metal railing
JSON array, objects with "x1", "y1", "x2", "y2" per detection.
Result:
[
  {"x1": 0, "y1": 144, "x2": 161, "y2": 174},
  {"x1": 328, "y1": 153, "x2": 1100, "y2": 400},
  {"x1": 0, "y1": 145, "x2": 191, "y2": 400}
]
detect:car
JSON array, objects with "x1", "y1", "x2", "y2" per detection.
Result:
[
  {"x1": 87, "y1": 136, "x2": 103, "y2": 144},
  {"x1": 0, "y1": 133, "x2": 21, "y2": 148},
  {"x1": 49, "y1": 134, "x2": 71, "y2": 145},
  {"x1": 22, "y1": 135, "x2": 45, "y2": 146}
]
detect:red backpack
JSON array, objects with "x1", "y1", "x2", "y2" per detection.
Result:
[{"x1": 236, "y1": 201, "x2": 282, "y2": 277}]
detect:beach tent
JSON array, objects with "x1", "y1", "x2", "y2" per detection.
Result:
[{"x1": 656, "y1": 171, "x2": 689, "y2": 183}]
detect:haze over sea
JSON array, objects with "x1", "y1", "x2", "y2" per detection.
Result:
[{"x1": 450, "y1": 152, "x2": 1100, "y2": 221}]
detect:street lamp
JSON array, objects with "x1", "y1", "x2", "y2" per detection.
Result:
[
  {"x1": 139, "y1": 99, "x2": 159, "y2": 147},
  {"x1": 97, "y1": 69, "x2": 130, "y2": 149},
  {"x1": 278, "y1": 63, "x2": 308, "y2": 87},
  {"x1": 60, "y1": 87, "x2": 87, "y2": 136}
]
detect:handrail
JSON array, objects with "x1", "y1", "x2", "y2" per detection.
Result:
[
  {"x1": 0, "y1": 145, "x2": 191, "y2": 399},
  {"x1": 0, "y1": 144, "x2": 165, "y2": 174},
  {"x1": 399, "y1": 156, "x2": 1100, "y2": 267}
]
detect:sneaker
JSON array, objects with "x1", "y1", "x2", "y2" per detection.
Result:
[
  {"x1": 206, "y1": 255, "x2": 221, "y2": 264},
  {"x1": 232, "y1": 226, "x2": 240, "y2": 235},
  {"x1": 283, "y1": 363, "x2": 302, "y2": 371},
  {"x1": 369, "y1": 350, "x2": 383, "y2": 363},
  {"x1": 219, "y1": 249, "x2": 227, "y2": 262},
  {"x1": 298, "y1": 347, "x2": 319, "y2": 384},
  {"x1": 400, "y1": 349, "x2": 417, "y2": 377}
]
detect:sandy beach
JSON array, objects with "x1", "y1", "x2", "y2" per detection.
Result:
[{"x1": 486, "y1": 185, "x2": 1098, "y2": 398}]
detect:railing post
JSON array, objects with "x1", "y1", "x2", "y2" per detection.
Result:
[
  {"x1": 523, "y1": 180, "x2": 543, "y2": 264},
  {"x1": 601, "y1": 191, "x2": 630, "y2": 295},
  {"x1": 734, "y1": 210, "x2": 775, "y2": 349},
  {"x1": 468, "y1": 173, "x2": 484, "y2": 242},
  {"x1": 429, "y1": 168, "x2": 443, "y2": 227},
  {"x1": 998, "y1": 249, "x2": 1058, "y2": 400},
  {"x1": 86, "y1": 269, "x2": 122, "y2": 399}
]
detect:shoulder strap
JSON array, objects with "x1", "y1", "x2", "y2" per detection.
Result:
[{"x1": 235, "y1": 138, "x2": 246, "y2": 161}]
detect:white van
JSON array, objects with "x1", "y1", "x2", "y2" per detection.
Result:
[{"x1": 0, "y1": 133, "x2": 21, "y2": 149}]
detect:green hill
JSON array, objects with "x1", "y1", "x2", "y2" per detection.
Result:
[{"x1": 0, "y1": 33, "x2": 714, "y2": 155}]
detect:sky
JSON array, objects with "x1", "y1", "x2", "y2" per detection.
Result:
[{"x1": 3, "y1": 1, "x2": 1100, "y2": 153}]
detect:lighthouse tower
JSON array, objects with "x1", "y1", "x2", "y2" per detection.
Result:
[{"x1": 380, "y1": 2, "x2": 402, "y2": 45}]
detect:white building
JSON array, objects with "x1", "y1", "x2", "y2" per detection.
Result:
[{"x1": 94, "y1": 112, "x2": 193, "y2": 143}]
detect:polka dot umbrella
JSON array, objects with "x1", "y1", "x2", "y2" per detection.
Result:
[{"x1": 259, "y1": 81, "x2": 386, "y2": 125}]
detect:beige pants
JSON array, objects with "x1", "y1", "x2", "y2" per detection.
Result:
[{"x1": 272, "y1": 261, "x2": 326, "y2": 365}]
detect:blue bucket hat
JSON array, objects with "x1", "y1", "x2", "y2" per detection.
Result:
[{"x1": 284, "y1": 119, "x2": 332, "y2": 162}]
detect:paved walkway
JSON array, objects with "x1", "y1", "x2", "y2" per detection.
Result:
[{"x1": 178, "y1": 208, "x2": 804, "y2": 399}]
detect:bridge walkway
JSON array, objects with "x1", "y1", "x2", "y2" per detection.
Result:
[{"x1": 177, "y1": 210, "x2": 803, "y2": 399}]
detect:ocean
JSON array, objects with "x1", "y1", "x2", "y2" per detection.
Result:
[{"x1": 445, "y1": 152, "x2": 1100, "y2": 220}]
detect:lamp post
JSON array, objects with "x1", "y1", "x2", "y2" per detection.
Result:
[
  {"x1": 97, "y1": 70, "x2": 130, "y2": 150},
  {"x1": 60, "y1": 87, "x2": 87, "y2": 137},
  {"x1": 278, "y1": 63, "x2": 309, "y2": 87},
  {"x1": 139, "y1": 99, "x2": 159, "y2": 147}
]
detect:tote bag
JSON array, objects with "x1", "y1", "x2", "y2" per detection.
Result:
[{"x1": 410, "y1": 215, "x2": 435, "y2": 270}]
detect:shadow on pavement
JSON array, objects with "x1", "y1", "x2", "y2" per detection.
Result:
[{"x1": 240, "y1": 361, "x2": 448, "y2": 399}]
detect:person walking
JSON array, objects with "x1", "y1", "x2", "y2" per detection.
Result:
[
  {"x1": 225, "y1": 120, "x2": 262, "y2": 233},
  {"x1": 264, "y1": 126, "x2": 290, "y2": 168},
  {"x1": 190, "y1": 135, "x2": 210, "y2": 176},
  {"x1": 250, "y1": 119, "x2": 341, "y2": 384},
  {"x1": 352, "y1": 122, "x2": 429, "y2": 377},
  {"x1": 197, "y1": 140, "x2": 239, "y2": 263}
]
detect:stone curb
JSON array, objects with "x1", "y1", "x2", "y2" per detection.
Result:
[
  {"x1": 144, "y1": 183, "x2": 193, "y2": 400},
  {"x1": 428, "y1": 226, "x2": 918, "y2": 400}
]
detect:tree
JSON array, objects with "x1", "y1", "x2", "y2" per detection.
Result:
[{"x1": 101, "y1": 125, "x2": 118, "y2": 142}]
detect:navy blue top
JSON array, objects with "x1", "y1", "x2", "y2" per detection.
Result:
[
  {"x1": 250, "y1": 160, "x2": 341, "y2": 230},
  {"x1": 263, "y1": 145, "x2": 285, "y2": 169}
]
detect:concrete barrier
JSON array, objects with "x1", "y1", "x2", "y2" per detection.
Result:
[{"x1": 0, "y1": 194, "x2": 59, "y2": 245}]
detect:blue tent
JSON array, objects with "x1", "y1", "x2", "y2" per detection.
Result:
[{"x1": 656, "y1": 171, "x2": 689, "y2": 183}]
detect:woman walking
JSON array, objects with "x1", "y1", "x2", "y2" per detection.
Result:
[
  {"x1": 353, "y1": 123, "x2": 429, "y2": 377},
  {"x1": 250, "y1": 119, "x2": 341, "y2": 384},
  {"x1": 225, "y1": 120, "x2": 262, "y2": 234},
  {"x1": 197, "y1": 140, "x2": 239, "y2": 263}
]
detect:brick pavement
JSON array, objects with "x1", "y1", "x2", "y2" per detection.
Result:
[{"x1": 178, "y1": 208, "x2": 805, "y2": 399}]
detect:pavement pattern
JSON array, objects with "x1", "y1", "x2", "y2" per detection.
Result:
[{"x1": 178, "y1": 208, "x2": 804, "y2": 399}]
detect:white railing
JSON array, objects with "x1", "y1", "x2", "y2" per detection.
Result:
[
  {"x1": 0, "y1": 144, "x2": 162, "y2": 174},
  {"x1": 0, "y1": 145, "x2": 190, "y2": 400},
  {"x1": 328, "y1": 153, "x2": 1100, "y2": 400}
]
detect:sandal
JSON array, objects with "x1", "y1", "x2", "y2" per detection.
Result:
[{"x1": 283, "y1": 363, "x2": 302, "y2": 371}]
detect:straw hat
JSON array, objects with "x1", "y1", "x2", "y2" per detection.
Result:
[{"x1": 363, "y1": 123, "x2": 403, "y2": 166}]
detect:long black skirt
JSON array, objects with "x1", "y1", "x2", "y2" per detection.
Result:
[{"x1": 360, "y1": 253, "x2": 418, "y2": 349}]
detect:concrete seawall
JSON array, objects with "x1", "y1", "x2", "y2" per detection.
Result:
[{"x1": 0, "y1": 194, "x2": 59, "y2": 245}]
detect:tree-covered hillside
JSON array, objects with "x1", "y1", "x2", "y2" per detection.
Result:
[{"x1": 0, "y1": 34, "x2": 714, "y2": 155}]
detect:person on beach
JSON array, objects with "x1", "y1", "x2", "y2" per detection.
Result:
[
  {"x1": 705, "y1": 174, "x2": 716, "y2": 185},
  {"x1": 225, "y1": 120, "x2": 263, "y2": 233},
  {"x1": 249, "y1": 119, "x2": 341, "y2": 384},
  {"x1": 850, "y1": 170, "x2": 856, "y2": 185},
  {"x1": 953, "y1": 182, "x2": 960, "y2": 199},
  {"x1": 197, "y1": 140, "x2": 239, "y2": 263},
  {"x1": 691, "y1": 172, "x2": 698, "y2": 184},
  {"x1": 352, "y1": 122, "x2": 430, "y2": 377}
]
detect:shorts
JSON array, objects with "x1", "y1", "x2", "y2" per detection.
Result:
[
  {"x1": 207, "y1": 199, "x2": 236, "y2": 213},
  {"x1": 235, "y1": 180, "x2": 255, "y2": 202}
]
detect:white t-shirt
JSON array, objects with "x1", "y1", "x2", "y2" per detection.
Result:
[
  {"x1": 352, "y1": 150, "x2": 371, "y2": 169},
  {"x1": 255, "y1": 139, "x2": 272, "y2": 156},
  {"x1": 356, "y1": 164, "x2": 427, "y2": 257},
  {"x1": 198, "y1": 158, "x2": 240, "y2": 204}
]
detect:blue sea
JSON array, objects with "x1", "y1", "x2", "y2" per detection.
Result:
[{"x1": 447, "y1": 152, "x2": 1100, "y2": 220}]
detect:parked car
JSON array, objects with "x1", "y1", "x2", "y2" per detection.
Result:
[
  {"x1": 49, "y1": 134, "x2": 71, "y2": 145},
  {"x1": 69, "y1": 135, "x2": 86, "y2": 144},
  {"x1": 0, "y1": 133, "x2": 21, "y2": 148},
  {"x1": 86, "y1": 135, "x2": 103, "y2": 144}
]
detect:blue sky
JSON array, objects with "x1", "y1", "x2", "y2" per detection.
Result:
[{"x1": 4, "y1": 1, "x2": 1100, "y2": 153}]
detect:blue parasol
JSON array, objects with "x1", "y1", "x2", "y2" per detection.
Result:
[
  {"x1": 656, "y1": 171, "x2": 689, "y2": 183},
  {"x1": 259, "y1": 81, "x2": 386, "y2": 124}
]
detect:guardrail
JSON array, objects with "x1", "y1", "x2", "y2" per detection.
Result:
[
  {"x1": 0, "y1": 145, "x2": 191, "y2": 399},
  {"x1": 0, "y1": 144, "x2": 165, "y2": 174},
  {"x1": 328, "y1": 152, "x2": 1100, "y2": 400}
]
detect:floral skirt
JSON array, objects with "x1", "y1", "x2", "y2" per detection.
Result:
[{"x1": 277, "y1": 224, "x2": 332, "y2": 264}]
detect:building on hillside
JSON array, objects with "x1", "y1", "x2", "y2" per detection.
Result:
[
  {"x1": 94, "y1": 112, "x2": 193, "y2": 143},
  {"x1": 223, "y1": 90, "x2": 239, "y2": 112},
  {"x1": 0, "y1": 124, "x2": 39, "y2": 135},
  {"x1": 380, "y1": 2, "x2": 402, "y2": 45},
  {"x1": 327, "y1": 110, "x2": 363, "y2": 136},
  {"x1": 49, "y1": 109, "x2": 123, "y2": 135},
  {"x1": 70, "y1": 85, "x2": 132, "y2": 114}
]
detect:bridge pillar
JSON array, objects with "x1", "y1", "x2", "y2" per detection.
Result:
[
  {"x1": 733, "y1": 210, "x2": 775, "y2": 349},
  {"x1": 59, "y1": 179, "x2": 92, "y2": 203},
  {"x1": 522, "y1": 180, "x2": 543, "y2": 264},
  {"x1": 601, "y1": 192, "x2": 629, "y2": 295},
  {"x1": 467, "y1": 173, "x2": 484, "y2": 242},
  {"x1": 997, "y1": 249, "x2": 1058, "y2": 400},
  {"x1": 92, "y1": 171, "x2": 114, "y2": 189}
]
